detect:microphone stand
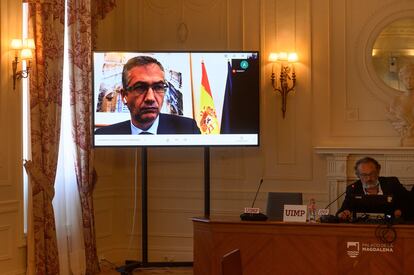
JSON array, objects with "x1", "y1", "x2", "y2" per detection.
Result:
[
  {"x1": 240, "y1": 179, "x2": 268, "y2": 221},
  {"x1": 324, "y1": 190, "x2": 347, "y2": 210},
  {"x1": 251, "y1": 179, "x2": 263, "y2": 208},
  {"x1": 320, "y1": 185, "x2": 352, "y2": 223}
]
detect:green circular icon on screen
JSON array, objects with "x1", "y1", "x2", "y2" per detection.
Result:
[{"x1": 240, "y1": 60, "x2": 249, "y2": 69}]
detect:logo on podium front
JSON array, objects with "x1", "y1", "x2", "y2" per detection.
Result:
[{"x1": 347, "y1": 242, "x2": 360, "y2": 258}]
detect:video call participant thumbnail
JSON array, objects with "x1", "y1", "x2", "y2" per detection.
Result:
[{"x1": 95, "y1": 56, "x2": 201, "y2": 135}]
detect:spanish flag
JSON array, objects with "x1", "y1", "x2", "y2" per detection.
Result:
[{"x1": 198, "y1": 62, "x2": 220, "y2": 134}]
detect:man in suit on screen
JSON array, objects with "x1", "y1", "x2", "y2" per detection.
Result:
[
  {"x1": 95, "y1": 56, "x2": 200, "y2": 135},
  {"x1": 336, "y1": 157, "x2": 410, "y2": 222}
]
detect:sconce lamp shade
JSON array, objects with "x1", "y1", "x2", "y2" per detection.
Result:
[
  {"x1": 278, "y1": 52, "x2": 288, "y2": 61},
  {"x1": 21, "y1": 49, "x2": 33, "y2": 60},
  {"x1": 287, "y1": 52, "x2": 298, "y2": 62},
  {"x1": 25, "y1": 38, "x2": 35, "y2": 49},
  {"x1": 269, "y1": 51, "x2": 299, "y2": 63},
  {"x1": 11, "y1": 38, "x2": 35, "y2": 51},
  {"x1": 11, "y1": 37, "x2": 35, "y2": 90},
  {"x1": 268, "y1": 53, "x2": 279, "y2": 62},
  {"x1": 11, "y1": 39, "x2": 22, "y2": 50}
]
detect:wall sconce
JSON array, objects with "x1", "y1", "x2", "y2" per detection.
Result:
[
  {"x1": 11, "y1": 38, "x2": 35, "y2": 90},
  {"x1": 269, "y1": 52, "x2": 298, "y2": 118}
]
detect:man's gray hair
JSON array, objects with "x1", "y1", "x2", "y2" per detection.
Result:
[
  {"x1": 354, "y1": 157, "x2": 381, "y2": 175},
  {"x1": 122, "y1": 56, "x2": 165, "y2": 89}
]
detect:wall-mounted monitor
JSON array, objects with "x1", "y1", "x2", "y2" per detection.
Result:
[{"x1": 93, "y1": 51, "x2": 260, "y2": 147}]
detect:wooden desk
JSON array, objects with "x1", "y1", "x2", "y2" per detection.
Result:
[{"x1": 192, "y1": 217, "x2": 414, "y2": 275}]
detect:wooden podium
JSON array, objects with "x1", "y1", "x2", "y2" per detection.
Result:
[{"x1": 192, "y1": 217, "x2": 414, "y2": 275}]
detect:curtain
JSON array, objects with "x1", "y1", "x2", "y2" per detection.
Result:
[
  {"x1": 53, "y1": 26, "x2": 86, "y2": 274},
  {"x1": 91, "y1": 0, "x2": 117, "y2": 48},
  {"x1": 24, "y1": 0, "x2": 116, "y2": 274},
  {"x1": 67, "y1": 0, "x2": 99, "y2": 271},
  {"x1": 68, "y1": 0, "x2": 116, "y2": 274},
  {"x1": 24, "y1": 1, "x2": 65, "y2": 274},
  {"x1": 54, "y1": 131, "x2": 86, "y2": 274}
]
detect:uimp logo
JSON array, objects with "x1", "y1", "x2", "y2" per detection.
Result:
[
  {"x1": 347, "y1": 242, "x2": 360, "y2": 258},
  {"x1": 284, "y1": 209, "x2": 306, "y2": 217},
  {"x1": 283, "y1": 205, "x2": 307, "y2": 222}
]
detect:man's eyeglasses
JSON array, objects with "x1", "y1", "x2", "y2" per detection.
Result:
[
  {"x1": 125, "y1": 81, "x2": 168, "y2": 94},
  {"x1": 358, "y1": 172, "x2": 378, "y2": 179}
]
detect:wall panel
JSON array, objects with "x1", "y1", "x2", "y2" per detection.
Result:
[
  {"x1": 261, "y1": 0, "x2": 313, "y2": 182},
  {"x1": 0, "y1": 0, "x2": 27, "y2": 273}
]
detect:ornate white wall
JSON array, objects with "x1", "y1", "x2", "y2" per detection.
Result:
[{"x1": 92, "y1": 0, "x2": 414, "y2": 264}]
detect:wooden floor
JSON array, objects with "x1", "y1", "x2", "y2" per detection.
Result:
[
  {"x1": 100, "y1": 267, "x2": 193, "y2": 275},
  {"x1": 99, "y1": 261, "x2": 193, "y2": 275}
]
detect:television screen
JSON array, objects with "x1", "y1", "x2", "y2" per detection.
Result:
[{"x1": 93, "y1": 51, "x2": 260, "y2": 147}]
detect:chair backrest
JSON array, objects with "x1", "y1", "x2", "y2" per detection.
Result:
[
  {"x1": 221, "y1": 249, "x2": 243, "y2": 275},
  {"x1": 266, "y1": 192, "x2": 303, "y2": 221}
]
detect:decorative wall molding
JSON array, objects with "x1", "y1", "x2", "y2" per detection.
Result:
[
  {"x1": 356, "y1": 2, "x2": 414, "y2": 104},
  {"x1": 0, "y1": 200, "x2": 19, "y2": 213},
  {"x1": 0, "y1": 225, "x2": 12, "y2": 261},
  {"x1": 2, "y1": 269, "x2": 26, "y2": 275}
]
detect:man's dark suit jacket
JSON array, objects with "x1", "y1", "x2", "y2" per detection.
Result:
[
  {"x1": 336, "y1": 177, "x2": 410, "y2": 218},
  {"x1": 94, "y1": 113, "x2": 201, "y2": 135}
]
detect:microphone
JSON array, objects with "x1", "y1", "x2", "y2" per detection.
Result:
[
  {"x1": 320, "y1": 184, "x2": 354, "y2": 223},
  {"x1": 240, "y1": 178, "x2": 268, "y2": 221},
  {"x1": 252, "y1": 178, "x2": 263, "y2": 208}
]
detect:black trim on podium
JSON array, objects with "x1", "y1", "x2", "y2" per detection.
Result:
[{"x1": 116, "y1": 147, "x2": 210, "y2": 274}]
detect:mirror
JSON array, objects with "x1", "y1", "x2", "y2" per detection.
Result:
[
  {"x1": 373, "y1": 18, "x2": 414, "y2": 145},
  {"x1": 372, "y1": 18, "x2": 414, "y2": 91}
]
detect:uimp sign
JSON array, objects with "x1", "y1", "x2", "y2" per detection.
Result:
[{"x1": 283, "y1": 205, "x2": 307, "y2": 222}]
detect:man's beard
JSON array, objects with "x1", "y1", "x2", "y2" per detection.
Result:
[{"x1": 363, "y1": 181, "x2": 379, "y2": 189}]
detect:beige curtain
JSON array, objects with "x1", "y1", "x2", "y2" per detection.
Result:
[
  {"x1": 24, "y1": 0, "x2": 115, "y2": 274},
  {"x1": 24, "y1": 1, "x2": 65, "y2": 274},
  {"x1": 68, "y1": 0, "x2": 116, "y2": 274}
]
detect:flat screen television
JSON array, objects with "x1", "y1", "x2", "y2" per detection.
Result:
[{"x1": 93, "y1": 51, "x2": 260, "y2": 147}]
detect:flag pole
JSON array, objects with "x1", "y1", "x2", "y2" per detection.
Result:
[{"x1": 189, "y1": 53, "x2": 196, "y2": 122}]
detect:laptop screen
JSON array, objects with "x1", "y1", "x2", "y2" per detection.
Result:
[
  {"x1": 266, "y1": 192, "x2": 303, "y2": 221},
  {"x1": 349, "y1": 194, "x2": 394, "y2": 216}
]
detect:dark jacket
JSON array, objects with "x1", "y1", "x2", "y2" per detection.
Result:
[
  {"x1": 336, "y1": 177, "x2": 410, "y2": 218},
  {"x1": 95, "y1": 113, "x2": 201, "y2": 135}
]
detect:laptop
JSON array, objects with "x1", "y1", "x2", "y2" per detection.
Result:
[
  {"x1": 266, "y1": 192, "x2": 303, "y2": 221},
  {"x1": 350, "y1": 194, "x2": 394, "y2": 221}
]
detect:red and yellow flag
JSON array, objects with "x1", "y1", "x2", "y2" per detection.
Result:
[{"x1": 198, "y1": 62, "x2": 219, "y2": 134}]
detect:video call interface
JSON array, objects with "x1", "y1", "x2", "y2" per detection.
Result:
[{"x1": 93, "y1": 51, "x2": 260, "y2": 147}]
